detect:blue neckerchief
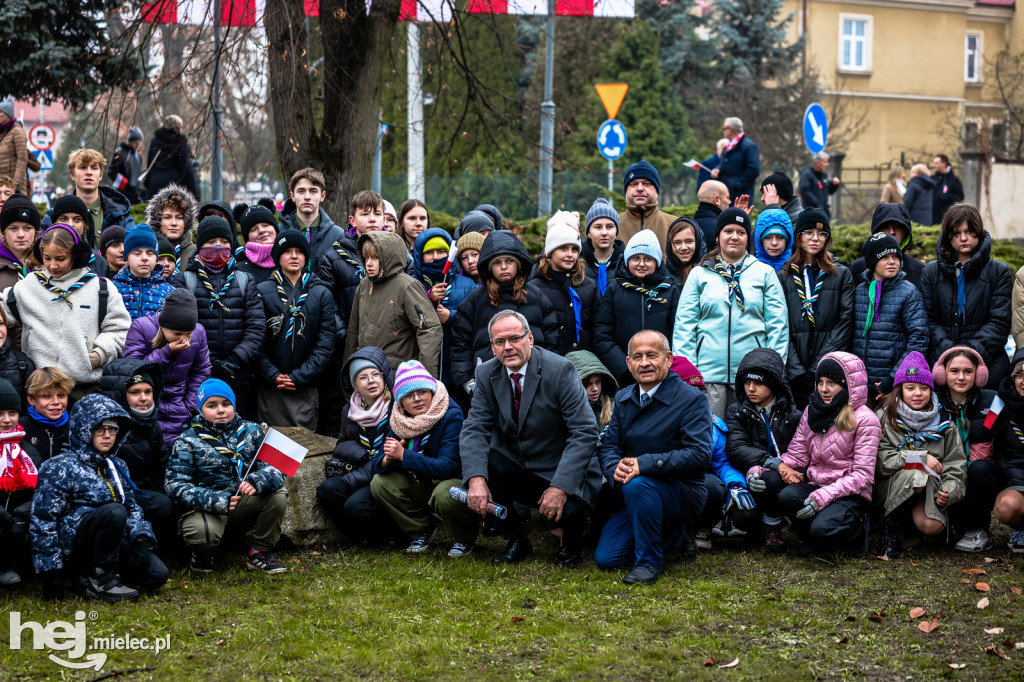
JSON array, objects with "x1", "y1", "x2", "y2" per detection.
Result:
[
  {"x1": 596, "y1": 262, "x2": 609, "y2": 297},
  {"x1": 568, "y1": 286, "x2": 582, "y2": 344},
  {"x1": 28, "y1": 406, "x2": 69, "y2": 428}
]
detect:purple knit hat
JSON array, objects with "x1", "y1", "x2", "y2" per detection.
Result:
[
  {"x1": 894, "y1": 351, "x2": 933, "y2": 389},
  {"x1": 393, "y1": 360, "x2": 437, "y2": 403}
]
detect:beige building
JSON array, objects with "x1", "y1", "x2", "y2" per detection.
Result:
[{"x1": 788, "y1": 0, "x2": 1020, "y2": 168}]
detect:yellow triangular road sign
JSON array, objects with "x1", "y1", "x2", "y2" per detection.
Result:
[{"x1": 595, "y1": 83, "x2": 629, "y2": 120}]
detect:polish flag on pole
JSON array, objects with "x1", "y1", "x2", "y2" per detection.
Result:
[
  {"x1": 256, "y1": 429, "x2": 309, "y2": 477},
  {"x1": 983, "y1": 394, "x2": 1005, "y2": 429},
  {"x1": 112, "y1": 173, "x2": 129, "y2": 191},
  {"x1": 684, "y1": 159, "x2": 711, "y2": 172},
  {"x1": 903, "y1": 454, "x2": 941, "y2": 480}
]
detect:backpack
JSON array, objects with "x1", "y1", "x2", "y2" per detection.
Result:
[{"x1": 6, "y1": 277, "x2": 108, "y2": 334}]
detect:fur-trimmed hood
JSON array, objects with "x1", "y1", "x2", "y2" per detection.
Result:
[{"x1": 145, "y1": 182, "x2": 198, "y2": 237}]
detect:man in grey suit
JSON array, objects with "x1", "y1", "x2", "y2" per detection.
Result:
[{"x1": 461, "y1": 310, "x2": 601, "y2": 565}]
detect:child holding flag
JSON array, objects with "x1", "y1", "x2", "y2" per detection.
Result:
[{"x1": 165, "y1": 378, "x2": 288, "y2": 574}]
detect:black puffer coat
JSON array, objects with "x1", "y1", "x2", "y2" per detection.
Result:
[
  {"x1": 256, "y1": 273, "x2": 336, "y2": 387},
  {"x1": 994, "y1": 363, "x2": 1024, "y2": 487},
  {"x1": 937, "y1": 385, "x2": 997, "y2": 461},
  {"x1": 171, "y1": 255, "x2": 267, "y2": 372},
  {"x1": 725, "y1": 348, "x2": 803, "y2": 473},
  {"x1": 450, "y1": 231, "x2": 559, "y2": 386},
  {"x1": 317, "y1": 235, "x2": 363, "y2": 346},
  {"x1": 920, "y1": 233, "x2": 1013, "y2": 386},
  {"x1": 528, "y1": 268, "x2": 600, "y2": 355},
  {"x1": 777, "y1": 259, "x2": 855, "y2": 401},
  {"x1": 19, "y1": 415, "x2": 68, "y2": 464},
  {"x1": 580, "y1": 238, "x2": 624, "y2": 296},
  {"x1": 99, "y1": 358, "x2": 168, "y2": 491},
  {"x1": 0, "y1": 341, "x2": 35, "y2": 409},
  {"x1": 592, "y1": 259, "x2": 680, "y2": 386},
  {"x1": 664, "y1": 216, "x2": 707, "y2": 289},
  {"x1": 848, "y1": 203, "x2": 926, "y2": 287}
]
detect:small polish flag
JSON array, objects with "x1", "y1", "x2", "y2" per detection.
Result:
[
  {"x1": 113, "y1": 173, "x2": 129, "y2": 190},
  {"x1": 983, "y1": 395, "x2": 1004, "y2": 429},
  {"x1": 904, "y1": 454, "x2": 941, "y2": 480},
  {"x1": 684, "y1": 159, "x2": 711, "y2": 172},
  {"x1": 441, "y1": 242, "x2": 458, "y2": 278},
  {"x1": 256, "y1": 429, "x2": 308, "y2": 477}
]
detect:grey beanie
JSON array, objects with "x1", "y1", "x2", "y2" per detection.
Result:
[
  {"x1": 0, "y1": 100, "x2": 13, "y2": 119},
  {"x1": 128, "y1": 126, "x2": 144, "y2": 142},
  {"x1": 585, "y1": 198, "x2": 619, "y2": 233},
  {"x1": 348, "y1": 358, "x2": 377, "y2": 385}
]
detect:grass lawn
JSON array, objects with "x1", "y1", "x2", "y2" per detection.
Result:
[{"x1": 2, "y1": 526, "x2": 1023, "y2": 681}]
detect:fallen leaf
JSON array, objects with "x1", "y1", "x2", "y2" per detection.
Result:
[
  {"x1": 948, "y1": 663, "x2": 967, "y2": 669},
  {"x1": 911, "y1": 562, "x2": 919, "y2": 567},
  {"x1": 510, "y1": 617, "x2": 525, "y2": 624},
  {"x1": 985, "y1": 645, "x2": 1011, "y2": 661},
  {"x1": 976, "y1": 582, "x2": 991, "y2": 592},
  {"x1": 873, "y1": 554, "x2": 890, "y2": 561},
  {"x1": 909, "y1": 607, "x2": 926, "y2": 618},
  {"x1": 718, "y1": 657, "x2": 740, "y2": 669},
  {"x1": 1013, "y1": 642, "x2": 1024, "y2": 650},
  {"x1": 978, "y1": 597, "x2": 990, "y2": 609},
  {"x1": 868, "y1": 613, "x2": 885, "y2": 623},
  {"x1": 963, "y1": 568, "x2": 987, "y2": 575},
  {"x1": 919, "y1": 618, "x2": 940, "y2": 633},
  {"x1": 703, "y1": 656, "x2": 716, "y2": 667},
  {"x1": 984, "y1": 557, "x2": 1000, "y2": 563},
  {"x1": 961, "y1": 579, "x2": 972, "y2": 584},
  {"x1": 845, "y1": 615, "x2": 857, "y2": 621},
  {"x1": 834, "y1": 636, "x2": 849, "y2": 644},
  {"x1": 985, "y1": 627, "x2": 1005, "y2": 634},
  {"x1": 530, "y1": 669, "x2": 538, "y2": 675},
  {"x1": 1010, "y1": 587, "x2": 1022, "y2": 595}
]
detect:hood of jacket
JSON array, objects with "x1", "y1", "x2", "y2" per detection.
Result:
[
  {"x1": 199, "y1": 200, "x2": 233, "y2": 222},
  {"x1": 145, "y1": 182, "x2": 199, "y2": 236},
  {"x1": 359, "y1": 231, "x2": 408, "y2": 280},
  {"x1": 819, "y1": 351, "x2": 868, "y2": 411},
  {"x1": 153, "y1": 127, "x2": 186, "y2": 146},
  {"x1": 341, "y1": 346, "x2": 396, "y2": 398},
  {"x1": 473, "y1": 204, "x2": 503, "y2": 231},
  {"x1": 412, "y1": 227, "x2": 452, "y2": 276},
  {"x1": 871, "y1": 202, "x2": 914, "y2": 248},
  {"x1": 935, "y1": 231, "x2": 993, "y2": 278},
  {"x1": 753, "y1": 213, "x2": 793, "y2": 271},
  {"x1": 100, "y1": 358, "x2": 165, "y2": 410},
  {"x1": 581, "y1": 237, "x2": 625, "y2": 267},
  {"x1": 66, "y1": 394, "x2": 133, "y2": 465},
  {"x1": 733, "y1": 347, "x2": 794, "y2": 406},
  {"x1": 566, "y1": 350, "x2": 619, "y2": 397},
  {"x1": 478, "y1": 231, "x2": 533, "y2": 284},
  {"x1": 664, "y1": 216, "x2": 707, "y2": 276}
]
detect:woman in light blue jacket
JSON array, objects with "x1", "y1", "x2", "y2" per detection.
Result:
[{"x1": 673, "y1": 208, "x2": 789, "y2": 418}]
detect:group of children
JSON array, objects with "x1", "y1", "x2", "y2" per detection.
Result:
[{"x1": 0, "y1": 149, "x2": 1023, "y2": 604}]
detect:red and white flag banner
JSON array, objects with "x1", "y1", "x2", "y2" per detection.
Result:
[{"x1": 255, "y1": 429, "x2": 309, "y2": 478}]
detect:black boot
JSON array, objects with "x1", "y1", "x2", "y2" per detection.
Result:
[{"x1": 879, "y1": 514, "x2": 902, "y2": 558}]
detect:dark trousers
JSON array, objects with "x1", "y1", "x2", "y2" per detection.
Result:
[
  {"x1": 71, "y1": 503, "x2": 168, "y2": 591},
  {"x1": 752, "y1": 468, "x2": 794, "y2": 520},
  {"x1": 0, "y1": 501, "x2": 31, "y2": 571},
  {"x1": 594, "y1": 476, "x2": 704, "y2": 568},
  {"x1": 777, "y1": 483, "x2": 868, "y2": 553},
  {"x1": 952, "y1": 459, "x2": 1003, "y2": 531},
  {"x1": 316, "y1": 478, "x2": 402, "y2": 544},
  {"x1": 487, "y1": 452, "x2": 589, "y2": 551},
  {"x1": 697, "y1": 473, "x2": 726, "y2": 529},
  {"x1": 136, "y1": 489, "x2": 175, "y2": 556}
]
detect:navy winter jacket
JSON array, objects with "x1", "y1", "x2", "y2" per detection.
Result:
[
  {"x1": 278, "y1": 207, "x2": 346, "y2": 270},
  {"x1": 717, "y1": 135, "x2": 760, "y2": 201},
  {"x1": 100, "y1": 358, "x2": 168, "y2": 491},
  {"x1": 852, "y1": 270, "x2": 929, "y2": 388},
  {"x1": 375, "y1": 398, "x2": 464, "y2": 482},
  {"x1": 256, "y1": 273, "x2": 337, "y2": 387}
]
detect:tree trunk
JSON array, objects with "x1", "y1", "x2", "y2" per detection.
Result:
[{"x1": 266, "y1": 0, "x2": 401, "y2": 217}]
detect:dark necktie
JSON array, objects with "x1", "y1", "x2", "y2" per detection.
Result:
[
  {"x1": 640, "y1": 392, "x2": 651, "y2": 408},
  {"x1": 511, "y1": 373, "x2": 523, "y2": 419}
]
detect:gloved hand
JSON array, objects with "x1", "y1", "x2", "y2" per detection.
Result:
[
  {"x1": 463, "y1": 380, "x2": 476, "y2": 396},
  {"x1": 40, "y1": 569, "x2": 64, "y2": 602},
  {"x1": 746, "y1": 470, "x2": 766, "y2": 493},
  {"x1": 214, "y1": 359, "x2": 243, "y2": 382},
  {"x1": 795, "y1": 497, "x2": 818, "y2": 520},
  {"x1": 723, "y1": 485, "x2": 756, "y2": 513}
]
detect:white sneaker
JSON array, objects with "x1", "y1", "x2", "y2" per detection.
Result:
[
  {"x1": 710, "y1": 520, "x2": 725, "y2": 537},
  {"x1": 405, "y1": 526, "x2": 439, "y2": 554},
  {"x1": 447, "y1": 542, "x2": 474, "y2": 558},
  {"x1": 954, "y1": 529, "x2": 992, "y2": 552},
  {"x1": 695, "y1": 528, "x2": 713, "y2": 550},
  {"x1": 0, "y1": 569, "x2": 21, "y2": 585},
  {"x1": 1009, "y1": 529, "x2": 1024, "y2": 554}
]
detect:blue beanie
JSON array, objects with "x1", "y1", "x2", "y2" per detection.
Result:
[
  {"x1": 585, "y1": 198, "x2": 619, "y2": 234},
  {"x1": 756, "y1": 209, "x2": 792, "y2": 241},
  {"x1": 197, "y1": 378, "x2": 235, "y2": 412},
  {"x1": 623, "y1": 160, "x2": 660, "y2": 194},
  {"x1": 623, "y1": 229, "x2": 662, "y2": 267},
  {"x1": 123, "y1": 223, "x2": 159, "y2": 255}
]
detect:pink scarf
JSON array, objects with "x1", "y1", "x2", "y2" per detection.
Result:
[
  {"x1": 348, "y1": 392, "x2": 390, "y2": 428},
  {"x1": 725, "y1": 131, "x2": 745, "y2": 153},
  {"x1": 0, "y1": 428, "x2": 35, "y2": 492},
  {"x1": 391, "y1": 382, "x2": 450, "y2": 440},
  {"x1": 245, "y1": 242, "x2": 275, "y2": 268}
]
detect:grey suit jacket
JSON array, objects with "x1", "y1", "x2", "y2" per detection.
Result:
[{"x1": 460, "y1": 346, "x2": 602, "y2": 504}]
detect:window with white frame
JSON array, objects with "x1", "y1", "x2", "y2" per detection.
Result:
[
  {"x1": 965, "y1": 32, "x2": 983, "y2": 83},
  {"x1": 839, "y1": 14, "x2": 872, "y2": 73}
]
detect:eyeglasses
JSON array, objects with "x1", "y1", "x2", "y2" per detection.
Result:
[
  {"x1": 355, "y1": 371, "x2": 384, "y2": 384},
  {"x1": 491, "y1": 334, "x2": 527, "y2": 348},
  {"x1": 93, "y1": 425, "x2": 119, "y2": 435},
  {"x1": 802, "y1": 231, "x2": 828, "y2": 241},
  {"x1": 404, "y1": 389, "x2": 433, "y2": 401}
]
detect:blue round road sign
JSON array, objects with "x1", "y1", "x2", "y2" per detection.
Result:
[
  {"x1": 597, "y1": 120, "x2": 627, "y2": 161},
  {"x1": 803, "y1": 103, "x2": 828, "y2": 154}
]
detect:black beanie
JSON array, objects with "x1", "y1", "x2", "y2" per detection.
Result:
[
  {"x1": 272, "y1": 228, "x2": 311, "y2": 264},
  {"x1": 99, "y1": 226, "x2": 126, "y2": 255},
  {"x1": 760, "y1": 172, "x2": 794, "y2": 202},
  {"x1": 156, "y1": 234, "x2": 175, "y2": 259},
  {"x1": 715, "y1": 207, "x2": 751, "y2": 241},
  {"x1": 128, "y1": 371, "x2": 156, "y2": 390},
  {"x1": 50, "y1": 195, "x2": 92, "y2": 232},
  {"x1": 861, "y1": 232, "x2": 901, "y2": 274},
  {"x1": 196, "y1": 216, "x2": 234, "y2": 249},
  {"x1": 0, "y1": 194, "x2": 40, "y2": 232},
  {"x1": 232, "y1": 202, "x2": 248, "y2": 226},
  {"x1": 0, "y1": 378, "x2": 19, "y2": 411},
  {"x1": 240, "y1": 205, "x2": 279, "y2": 240},
  {"x1": 738, "y1": 367, "x2": 784, "y2": 398},
  {"x1": 793, "y1": 208, "x2": 831, "y2": 238},
  {"x1": 815, "y1": 358, "x2": 847, "y2": 388},
  {"x1": 158, "y1": 288, "x2": 199, "y2": 332}
]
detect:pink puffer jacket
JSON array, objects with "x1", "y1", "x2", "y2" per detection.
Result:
[{"x1": 751, "y1": 351, "x2": 880, "y2": 510}]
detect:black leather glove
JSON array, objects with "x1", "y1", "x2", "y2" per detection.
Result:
[
  {"x1": 214, "y1": 359, "x2": 242, "y2": 382},
  {"x1": 40, "y1": 569, "x2": 64, "y2": 602}
]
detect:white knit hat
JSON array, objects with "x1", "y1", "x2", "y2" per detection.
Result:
[
  {"x1": 624, "y1": 229, "x2": 663, "y2": 267},
  {"x1": 544, "y1": 222, "x2": 582, "y2": 257},
  {"x1": 546, "y1": 210, "x2": 580, "y2": 233}
]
